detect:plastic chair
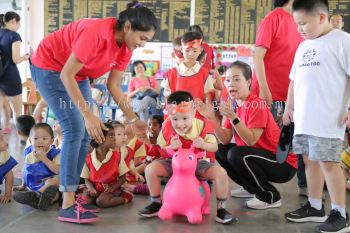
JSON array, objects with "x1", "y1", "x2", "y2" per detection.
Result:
[
  {"x1": 94, "y1": 84, "x2": 128, "y2": 121},
  {"x1": 22, "y1": 80, "x2": 38, "y2": 115}
]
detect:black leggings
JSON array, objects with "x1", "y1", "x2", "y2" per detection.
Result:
[{"x1": 216, "y1": 144, "x2": 296, "y2": 203}]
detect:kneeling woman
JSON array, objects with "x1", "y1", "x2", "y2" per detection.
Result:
[{"x1": 197, "y1": 61, "x2": 297, "y2": 210}]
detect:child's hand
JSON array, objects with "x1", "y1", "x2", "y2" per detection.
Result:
[
  {"x1": 87, "y1": 188, "x2": 97, "y2": 197},
  {"x1": 13, "y1": 184, "x2": 27, "y2": 192},
  {"x1": 136, "y1": 173, "x2": 145, "y2": 183},
  {"x1": 102, "y1": 184, "x2": 113, "y2": 193},
  {"x1": 170, "y1": 135, "x2": 182, "y2": 150},
  {"x1": 0, "y1": 195, "x2": 11, "y2": 204},
  {"x1": 34, "y1": 148, "x2": 46, "y2": 161},
  {"x1": 193, "y1": 137, "x2": 205, "y2": 150}
]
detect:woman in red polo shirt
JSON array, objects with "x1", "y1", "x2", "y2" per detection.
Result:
[
  {"x1": 30, "y1": 1, "x2": 157, "y2": 223},
  {"x1": 197, "y1": 61, "x2": 297, "y2": 210}
]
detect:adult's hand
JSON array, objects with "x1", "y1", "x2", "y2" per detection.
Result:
[
  {"x1": 219, "y1": 100, "x2": 237, "y2": 120},
  {"x1": 195, "y1": 99, "x2": 216, "y2": 120},
  {"x1": 282, "y1": 106, "x2": 294, "y2": 126},
  {"x1": 84, "y1": 112, "x2": 108, "y2": 143},
  {"x1": 259, "y1": 86, "x2": 273, "y2": 107}
]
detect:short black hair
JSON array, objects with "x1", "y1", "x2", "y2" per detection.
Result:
[
  {"x1": 273, "y1": 0, "x2": 290, "y2": 8},
  {"x1": 16, "y1": 115, "x2": 35, "y2": 137},
  {"x1": 116, "y1": 1, "x2": 158, "y2": 32},
  {"x1": 132, "y1": 60, "x2": 147, "y2": 76},
  {"x1": 149, "y1": 114, "x2": 164, "y2": 126},
  {"x1": 293, "y1": 0, "x2": 329, "y2": 14},
  {"x1": 187, "y1": 25, "x2": 204, "y2": 37},
  {"x1": 90, "y1": 123, "x2": 114, "y2": 148},
  {"x1": 229, "y1": 61, "x2": 252, "y2": 81},
  {"x1": 30, "y1": 123, "x2": 54, "y2": 139},
  {"x1": 167, "y1": 91, "x2": 193, "y2": 105},
  {"x1": 181, "y1": 31, "x2": 203, "y2": 44}
]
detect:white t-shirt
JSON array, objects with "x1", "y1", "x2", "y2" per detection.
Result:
[{"x1": 290, "y1": 29, "x2": 350, "y2": 140}]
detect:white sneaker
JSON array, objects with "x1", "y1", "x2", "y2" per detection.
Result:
[
  {"x1": 230, "y1": 187, "x2": 254, "y2": 198},
  {"x1": 246, "y1": 197, "x2": 282, "y2": 210}
]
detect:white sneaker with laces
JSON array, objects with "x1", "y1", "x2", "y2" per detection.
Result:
[
  {"x1": 246, "y1": 197, "x2": 282, "y2": 210},
  {"x1": 230, "y1": 187, "x2": 255, "y2": 198}
]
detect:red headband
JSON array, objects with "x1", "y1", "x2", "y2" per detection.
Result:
[
  {"x1": 182, "y1": 39, "x2": 203, "y2": 49},
  {"x1": 167, "y1": 101, "x2": 193, "y2": 115}
]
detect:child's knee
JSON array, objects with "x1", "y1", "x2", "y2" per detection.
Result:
[
  {"x1": 45, "y1": 176, "x2": 59, "y2": 186},
  {"x1": 320, "y1": 161, "x2": 341, "y2": 173},
  {"x1": 145, "y1": 161, "x2": 162, "y2": 176}
]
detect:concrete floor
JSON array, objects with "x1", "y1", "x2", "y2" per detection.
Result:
[{"x1": 1, "y1": 129, "x2": 349, "y2": 233}]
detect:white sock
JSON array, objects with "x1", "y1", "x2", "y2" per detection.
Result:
[
  {"x1": 331, "y1": 203, "x2": 346, "y2": 219},
  {"x1": 308, "y1": 198, "x2": 322, "y2": 210}
]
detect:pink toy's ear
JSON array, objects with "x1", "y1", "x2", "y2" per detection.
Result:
[{"x1": 196, "y1": 151, "x2": 206, "y2": 159}]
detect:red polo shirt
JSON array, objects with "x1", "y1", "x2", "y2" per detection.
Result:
[{"x1": 32, "y1": 18, "x2": 132, "y2": 81}]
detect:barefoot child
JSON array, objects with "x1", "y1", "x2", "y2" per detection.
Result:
[{"x1": 80, "y1": 123, "x2": 133, "y2": 208}]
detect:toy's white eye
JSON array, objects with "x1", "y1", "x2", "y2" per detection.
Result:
[
  {"x1": 174, "y1": 154, "x2": 178, "y2": 158},
  {"x1": 189, "y1": 155, "x2": 194, "y2": 160}
]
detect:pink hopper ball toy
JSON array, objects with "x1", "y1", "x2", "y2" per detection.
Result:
[{"x1": 158, "y1": 147, "x2": 211, "y2": 224}]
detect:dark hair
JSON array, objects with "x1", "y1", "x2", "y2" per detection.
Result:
[
  {"x1": 16, "y1": 115, "x2": 35, "y2": 137},
  {"x1": 116, "y1": 1, "x2": 157, "y2": 33},
  {"x1": 0, "y1": 11, "x2": 20, "y2": 28},
  {"x1": 30, "y1": 123, "x2": 54, "y2": 139},
  {"x1": 149, "y1": 114, "x2": 164, "y2": 126},
  {"x1": 229, "y1": 61, "x2": 252, "y2": 81},
  {"x1": 167, "y1": 91, "x2": 193, "y2": 105},
  {"x1": 181, "y1": 31, "x2": 203, "y2": 44},
  {"x1": 217, "y1": 65, "x2": 227, "y2": 75},
  {"x1": 132, "y1": 60, "x2": 147, "y2": 76},
  {"x1": 292, "y1": 0, "x2": 329, "y2": 14},
  {"x1": 90, "y1": 123, "x2": 114, "y2": 148},
  {"x1": 273, "y1": 0, "x2": 290, "y2": 8},
  {"x1": 109, "y1": 120, "x2": 125, "y2": 129},
  {"x1": 172, "y1": 36, "x2": 182, "y2": 47},
  {"x1": 187, "y1": 25, "x2": 204, "y2": 37}
]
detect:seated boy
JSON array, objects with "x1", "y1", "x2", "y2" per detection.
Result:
[
  {"x1": 13, "y1": 123, "x2": 60, "y2": 210},
  {"x1": 138, "y1": 91, "x2": 236, "y2": 224}
]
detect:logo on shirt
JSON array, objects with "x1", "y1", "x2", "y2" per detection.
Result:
[
  {"x1": 302, "y1": 49, "x2": 316, "y2": 62},
  {"x1": 299, "y1": 49, "x2": 320, "y2": 68}
]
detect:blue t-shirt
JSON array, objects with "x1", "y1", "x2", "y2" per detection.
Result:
[{"x1": 0, "y1": 28, "x2": 22, "y2": 96}]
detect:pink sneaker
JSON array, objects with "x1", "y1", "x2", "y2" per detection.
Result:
[
  {"x1": 58, "y1": 203, "x2": 99, "y2": 224},
  {"x1": 76, "y1": 195, "x2": 100, "y2": 213}
]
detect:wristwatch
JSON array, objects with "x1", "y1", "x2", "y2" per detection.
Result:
[{"x1": 231, "y1": 117, "x2": 240, "y2": 126}]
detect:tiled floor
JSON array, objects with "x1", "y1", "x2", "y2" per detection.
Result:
[{"x1": 1, "y1": 129, "x2": 349, "y2": 233}]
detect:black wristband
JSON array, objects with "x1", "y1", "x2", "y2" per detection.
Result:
[{"x1": 231, "y1": 118, "x2": 240, "y2": 126}]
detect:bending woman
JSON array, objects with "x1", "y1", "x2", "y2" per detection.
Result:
[{"x1": 30, "y1": 2, "x2": 157, "y2": 223}]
